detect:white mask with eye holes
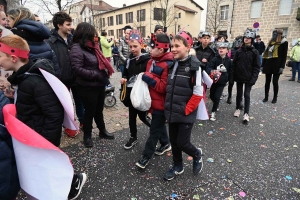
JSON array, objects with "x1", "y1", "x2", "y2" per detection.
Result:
[{"x1": 244, "y1": 29, "x2": 256, "y2": 39}]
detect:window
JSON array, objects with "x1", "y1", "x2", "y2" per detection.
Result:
[
  {"x1": 116, "y1": 14, "x2": 123, "y2": 25},
  {"x1": 276, "y1": 28, "x2": 288, "y2": 37},
  {"x1": 108, "y1": 16, "x2": 113, "y2": 26},
  {"x1": 101, "y1": 18, "x2": 105, "y2": 27},
  {"x1": 250, "y1": 1, "x2": 262, "y2": 18},
  {"x1": 137, "y1": 26, "x2": 146, "y2": 37},
  {"x1": 126, "y1": 12, "x2": 133, "y2": 23},
  {"x1": 154, "y1": 8, "x2": 165, "y2": 20},
  {"x1": 108, "y1": 30, "x2": 114, "y2": 36},
  {"x1": 117, "y1": 29, "x2": 123, "y2": 38},
  {"x1": 178, "y1": 13, "x2": 181, "y2": 18},
  {"x1": 220, "y1": 5, "x2": 229, "y2": 20},
  {"x1": 137, "y1": 9, "x2": 146, "y2": 22},
  {"x1": 278, "y1": 0, "x2": 292, "y2": 15}
]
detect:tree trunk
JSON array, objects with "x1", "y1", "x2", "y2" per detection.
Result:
[{"x1": 7, "y1": 0, "x2": 20, "y2": 11}]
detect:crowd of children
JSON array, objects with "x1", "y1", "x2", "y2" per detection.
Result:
[{"x1": 0, "y1": 1, "x2": 279, "y2": 198}]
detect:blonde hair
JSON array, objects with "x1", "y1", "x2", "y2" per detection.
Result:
[
  {"x1": 7, "y1": 7, "x2": 35, "y2": 28},
  {"x1": 0, "y1": 34, "x2": 30, "y2": 62}
]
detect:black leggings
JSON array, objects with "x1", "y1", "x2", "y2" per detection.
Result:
[
  {"x1": 236, "y1": 82, "x2": 252, "y2": 114},
  {"x1": 210, "y1": 83, "x2": 225, "y2": 112},
  {"x1": 264, "y1": 74, "x2": 280, "y2": 98}
]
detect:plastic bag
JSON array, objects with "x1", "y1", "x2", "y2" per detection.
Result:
[{"x1": 130, "y1": 73, "x2": 151, "y2": 111}]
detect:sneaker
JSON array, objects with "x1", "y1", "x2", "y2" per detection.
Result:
[
  {"x1": 234, "y1": 109, "x2": 240, "y2": 117},
  {"x1": 68, "y1": 173, "x2": 87, "y2": 200},
  {"x1": 243, "y1": 113, "x2": 249, "y2": 124},
  {"x1": 155, "y1": 143, "x2": 171, "y2": 155},
  {"x1": 259, "y1": 71, "x2": 262, "y2": 76},
  {"x1": 163, "y1": 165, "x2": 184, "y2": 181},
  {"x1": 193, "y1": 148, "x2": 203, "y2": 175},
  {"x1": 136, "y1": 156, "x2": 150, "y2": 169},
  {"x1": 289, "y1": 78, "x2": 295, "y2": 81},
  {"x1": 65, "y1": 128, "x2": 79, "y2": 138},
  {"x1": 124, "y1": 137, "x2": 137, "y2": 149},
  {"x1": 210, "y1": 112, "x2": 216, "y2": 121}
]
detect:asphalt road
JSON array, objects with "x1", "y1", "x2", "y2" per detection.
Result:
[{"x1": 62, "y1": 70, "x2": 300, "y2": 200}]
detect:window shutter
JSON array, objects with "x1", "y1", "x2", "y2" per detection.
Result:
[
  {"x1": 137, "y1": 10, "x2": 140, "y2": 22},
  {"x1": 278, "y1": 0, "x2": 293, "y2": 15},
  {"x1": 250, "y1": 1, "x2": 262, "y2": 18}
]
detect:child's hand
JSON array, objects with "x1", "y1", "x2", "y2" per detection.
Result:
[
  {"x1": 4, "y1": 88, "x2": 14, "y2": 99},
  {"x1": 120, "y1": 78, "x2": 127, "y2": 84},
  {"x1": 202, "y1": 58, "x2": 207, "y2": 63}
]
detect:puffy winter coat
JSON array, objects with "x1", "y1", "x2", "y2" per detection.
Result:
[
  {"x1": 253, "y1": 41, "x2": 266, "y2": 55},
  {"x1": 11, "y1": 19, "x2": 60, "y2": 76},
  {"x1": 207, "y1": 55, "x2": 232, "y2": 85},
  {"x1": 142, "y1": 52, "x2": 173, "y2": 114},
  {"x1": 70, "y1": 43, "x2": 108, "y2": 87},
  {"x1": 47, "y1": 29, "x2": 74, "y2": 86},
  {"x1": 119, "y1": 40, "x2": 130, "y2": 65},
  {"x1": 165, "y1": 55, "x2": 201, "y2": 124},
  {"x1": 7, "y1": 59, "x2": 64, "y2": 147},
  {"x1": 262, "y1": 38, "x2": 288, "y2": 74},
  {"x1": 290, "y1": 38, "x2": 300, "y2": 62},
  {"x1": 194, "y1": 45, "x2": 215, "y2": 70},
  {"x1": 100, "y1": 36, "x2": 114, "y2": 58},
  {"x1": 0, "y1": 92, "x2": 20, "y2": 200},
  {"x1": 230, "y1": 45, "x2": 260, "y2": 85}
]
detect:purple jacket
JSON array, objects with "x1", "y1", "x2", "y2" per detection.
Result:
[{"x1": 70, "y1": 43, "x2": 108, "y2": 87}]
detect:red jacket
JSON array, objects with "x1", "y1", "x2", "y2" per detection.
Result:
[{"x1": 142, "y1": 52, "x2": 173, "y2": 114}]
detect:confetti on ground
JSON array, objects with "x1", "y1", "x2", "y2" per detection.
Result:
[
  {"x1": 239, "y1": 191, "x2": 246, "y2": 197},
  {"x1": 198, "y1": 123, "x2": 203, "y2": 126},
  {"x1": 286, "y1": 175, "x2": 292, "y2": 180},
  {"x1": 293, "y1": 188, "x2": 300, "y2": 193},
  {"x1": 116, "y1": 124, "x2": 120, "y2": 126},
  {"x1": 207, "y1": 158, "x2": 214, "y2": 162},
  {"x1": 259, "y1": 124, "x2": 264, "y2": 127},
  {"x1": 260, "y1": 131, "x2": 265, "y2": 137},
  {"x1": 167, "y1": 152, "x2": 172, "y2": 157},
  {"x1": 193, "y1": 194, "x2": 200, "y2": 199},
  {"x1": 291, "y1": 119, "x2": 296, "y2": 122},
  {"x1": 250, "y1": 116, "x2": 254, "y2": 119},
  {"x1": 293, "y1": 145, "x2": 298, "y2": 148},
  {"x1": 227, "y1": 159, "x2": 232, "y2": 163},
  {"x1": 261, "y1": 145, "x2": 267, "y2": 148},
  {"x1": 231, "y1": 134, "x2": 236, "y2": 136},
  {"x1": 220, "y1": 127, "x2": 225, "y2": 130},
  {"x1": 207, "y1": 130, "x2": 213, "y2": 136}
]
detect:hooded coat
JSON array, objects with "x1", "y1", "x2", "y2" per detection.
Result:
[
  {"x1": 11, "y1": 19, "x2": 60, "y2": 76},
  {"x1": 7, "y1": 59, "x2": 64, "y2": 147}
]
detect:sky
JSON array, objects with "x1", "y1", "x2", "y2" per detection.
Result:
[{"x1": 31, "y1": 0, "x2": 208, "y2": 30}]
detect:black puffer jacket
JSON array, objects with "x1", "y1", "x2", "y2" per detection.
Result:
[
  {"x1": 194, "y1": 45, "x2": 215, "y2": 70},
  {"x1": 165, "y1": 55, "x2": 200, "y2": 124},
  {"x1": 123, "y1": 53, "x2": 151, "y2": 80},
  {"x1": 47, "y1": 29, "x2": 73, "y2": 86},
  {"x1": 207, "y1": 55, "x2": 232, "y2": 85},
  {"x1": 230, "y1": 45, "x2": 260, "y2": 85},
  {"x1": 7, "y1": 59, "x2": 64, "y2": 147}
]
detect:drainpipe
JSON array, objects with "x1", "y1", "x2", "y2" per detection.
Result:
[
  {"x1": 150, "y1": 0, "x2": 152, "y2": 33},
  {"x1": 229, "y1": 0, "x2": 235, "y2": 40}
]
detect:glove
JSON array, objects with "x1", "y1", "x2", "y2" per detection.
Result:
[
  {"x1": 278, "y1": 68, "x2": 283, "y2": 74},
  {"x1": 185, "y1": 94, "x2": 203, "y2": 115}
]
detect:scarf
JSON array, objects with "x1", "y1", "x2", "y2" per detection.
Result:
[
  {"x1": 263, "y1": 38, "x2": 287, "y2": 59},
  {"x1": 86, "y1": 41, "x2": 114, "y2": 76}
]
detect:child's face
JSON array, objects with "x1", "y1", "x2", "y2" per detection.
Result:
[
  {"x1": 244, "y1": 37, "x2": 252, "y2": 45},
  {"x1": 128, "y1": 40, "x2": 142, "y2": 56},
  {"x1": 0, "y1": 11, "x2": 7, "y2": 27},
  {"x1": 150, "y1": 47, "x2": 163, "y2": 58},
  {"x1": 171, "y1": 39, "x2": 190, "y2": 60},
  {"x1": 202, "y1": 36, "x2": 210, "y2": 46},
  {"x1": 0, "y1": 52, "x2": 15, "y2": 71},
  {"x1": 218, "y1": 47, "x2": 228, "y2": 56}
]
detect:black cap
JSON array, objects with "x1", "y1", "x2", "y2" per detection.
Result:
[
  {"x1": 154, "y1": 25, "x2": 163, "y2": 33},
  {"x1": 123, "y1": 25, "x2": 132, "y2": 31}
]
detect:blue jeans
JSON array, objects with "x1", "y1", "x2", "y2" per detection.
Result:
[
  {"x1": 71, "y1": 86, "x2": 85, "y2": 124},
  {"x1": 119, "y1": 65, "x2": 125, "y2": 77},
  {"x1": 292, "y1": 62, "x2": 300, "y2": 80},
  {"x1": 259, "y1": 55, "x2": 263, "y2": 71}
]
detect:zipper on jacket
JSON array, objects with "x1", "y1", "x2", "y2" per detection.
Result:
[{"x1": 169, "y1": 68, "x2": 178, "y2": 122}]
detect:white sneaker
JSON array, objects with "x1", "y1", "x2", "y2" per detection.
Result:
[
  {"x1": 259, "y1": 72, "x2": 262, "y2": 76},
  {"x1": 234, "y1": 109, "x2": 240, "y2": 117},
  {"x1": 243, "y1": 113, "x2": 249, "y2": 123},
  {"x1": 210, "y1": 112, "x2": 216, "y2": 121}
]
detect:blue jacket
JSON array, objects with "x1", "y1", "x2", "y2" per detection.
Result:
[
  {"x1": 112, "y1": 46, "x2": 119, "y2": 54},
  {"x1": 0, "y1": 91, "x2": 20, "y2": 199},
  {"x1": 11, "y1": 19, "x2": 60, "y2": 76}
]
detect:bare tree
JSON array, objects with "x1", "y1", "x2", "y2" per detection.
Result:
[
  {"x1": 132, "y1": 5, "x2": 148, "y2": 37},
  {"x1": 153, "y1": 0, "x2": 178, "y2": 30},
  {"x1": 33, "y1": 0, "x2": 80, "y2": 16},
  {"x1": 205, "y1": 0, "x2": 227, "y2": 34}
]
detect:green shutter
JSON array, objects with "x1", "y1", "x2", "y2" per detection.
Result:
[{"x1": 297, "y1": 7, "x2": 300, "y2": 21}]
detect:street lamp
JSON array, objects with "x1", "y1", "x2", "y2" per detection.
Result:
[{"x1": 174, "y1": 15, "x2": 179, "y2": 34}]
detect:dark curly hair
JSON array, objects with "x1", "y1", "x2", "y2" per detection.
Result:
[
  {"x1": 72, "y1": 22, "x2": 97, "y2": 48},
  {"x1": 52, "y1": 11, "x2": 72, "y2": 30}
]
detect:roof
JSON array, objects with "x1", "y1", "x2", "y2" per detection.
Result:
[
  {"x1": 174, "y1": 5, "x2": 198, "y2": 13},
  {"x1": 94, "y1": 0, "x2": 204, "y2": 16},
  {"x1": 80, "y1": 2, "x2": 116, "y2": 15}
]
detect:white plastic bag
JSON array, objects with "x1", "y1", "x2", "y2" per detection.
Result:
[{"x1": 130, "y1": 73, "x2": 151, "y2": 111}]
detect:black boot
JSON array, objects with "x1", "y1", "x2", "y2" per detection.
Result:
[
  {"x1": 271, "y1": 97, "x2": 277, "y2": 104},
  {"x1": 226, "y1": 97, "x2": 232, "y2": 104},
  {"x1": 99, "y1": 129, "x2": 115, "y2": 139},
  {"x1": 84, "y1": 137, "x2": 93, "y2": 148},
  {"x1": 263, "y1": 95, "x2": 268, "y2": 102}
]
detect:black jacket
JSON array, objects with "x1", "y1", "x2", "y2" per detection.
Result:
[
  {"x1": 123, "y1": 53, "x2": 151, "y2": 80},
  {"x1": 165, "y1": 55, "x2": 200, "y2": 124},
  {"x1": 253, "y1": 41, "x2": 266, "y2": 55},
  {"x1": 47, "y1": 29, "x2": 73, "y2": 86},
  {"x1": 194, "y1": 45, "x2": 215, "y2": 70},
  {"x1": 262, "y1": 39, "x2": 288, "y2": 74},
  {"x1": 207, "y1": 55, "x2": 232, "y2": 85},
  {"x1": 7, "y1": 59, "x2": 64, "y2": 147},
  {"x1": 230, "y1": 45, "x2": 260, "y2": 85}
]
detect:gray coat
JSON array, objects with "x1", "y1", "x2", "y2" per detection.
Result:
[{"x1": 119, "y1": 40, "x2": 130, "y2": 65}]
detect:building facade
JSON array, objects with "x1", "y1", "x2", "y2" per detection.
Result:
[
  {"x1": 206, "y1": 0, "x2": 300, "y2": 48},
  {"x1": 93, "y1": 0, "x2": 203, "y2": 39}
]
